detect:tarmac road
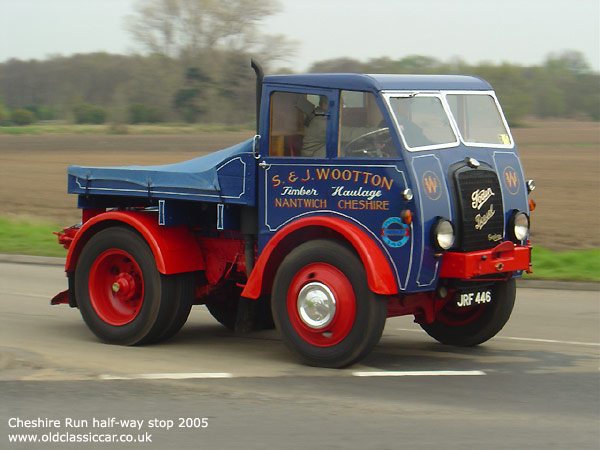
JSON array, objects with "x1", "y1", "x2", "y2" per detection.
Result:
[{"x1": 1, "y1": 261, "x2": 598, "y2": 450}]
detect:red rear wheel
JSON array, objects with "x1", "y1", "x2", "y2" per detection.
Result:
[
  {"x1": 89, "y1": 249, "x2": 144, "y2": 326},
  {"x1": 75, "y1": 226, "x2": 180, "y2": 345}
]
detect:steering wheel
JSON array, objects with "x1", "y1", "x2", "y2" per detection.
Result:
[{"x1": 344, "y1": 127, "x2": 393, "y2": 157}]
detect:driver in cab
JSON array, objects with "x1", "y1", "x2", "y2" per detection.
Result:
[{"x1": 301, "y1": 94, "x2": 392, "y2": 158}]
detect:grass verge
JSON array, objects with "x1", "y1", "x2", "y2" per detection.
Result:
[
  {"x1": 524, "y1": 247, "x2": 600, "y2": 282},
  {"x1": 0, "y1": 216, "x2": 598, "y2": 281},
  {"x1": 0, "y1": 123, "x2": 254, "y2": 135},
  {"x1": 0, "y1": 217, "x2": 67, "y2": 257}
]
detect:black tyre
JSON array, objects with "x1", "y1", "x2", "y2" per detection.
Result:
[
  {"x1": 271, "y1": 239, "x2": 387, "y2": 368},
  {"x1": 420, "y1": 279, "x2": 516, "y2": 346},
  {"x1": 74, "y1": 226, "x2": 179, "y2": 345},
  {"x1": 205, "y1": 284, "x2": 274, "y2": 332},
  {"x1": 150, "y1": 271, "x2": 196, "y2": 343},
  {"x1": 205, "y1": 284, "x2": 241, "y2": 331}
]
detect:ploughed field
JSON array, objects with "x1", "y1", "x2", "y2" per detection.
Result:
[{"x1": 0, "y1": 122, "x2": 598, "y2": 251}]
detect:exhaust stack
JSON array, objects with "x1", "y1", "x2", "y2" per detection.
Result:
[{"x1": 251, "y1": 59, "x2": 264, "y2": 135}]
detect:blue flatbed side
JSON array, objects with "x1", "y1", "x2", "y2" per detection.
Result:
[{"x1": 67, "y1": 139, "x2": 256, "y2": 206}]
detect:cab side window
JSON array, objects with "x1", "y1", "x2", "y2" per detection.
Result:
[{"x1": 269, "y1": 91, "x2": 327, "y2": 157}]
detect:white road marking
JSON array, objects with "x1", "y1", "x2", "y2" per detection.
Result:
[
  {"x1": 99, "y1": 371, "x2": 485, "y2": 380},
  {"x1": 395, "y1": 328, "x2": 599, "y2": 347},
  {"x1": 352, "y1": 370, "x2": 486, "y2": 377},
  {"x1": 499, "y1": 336, "x2": 600, "y2": 347},
  {"x1": 100, "y1": 373, "x2": 234, "y2": 380},
  {"x1": 5, "y1": 291, "x2": 51, "y2": 299}
]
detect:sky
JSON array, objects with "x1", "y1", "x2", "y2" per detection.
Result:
[{"x1": 0, "y1": 0, "x2": 598, "y2": 72}]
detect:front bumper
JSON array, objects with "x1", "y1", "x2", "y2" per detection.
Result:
[{"x1": 440, "y1": 241, "x2": 532, "y2": 279}]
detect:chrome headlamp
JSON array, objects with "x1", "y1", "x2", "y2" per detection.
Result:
[
  {"x1": 508, "y1": 210, "x2": 530, "y2": 242},
  {"x1": 431, "y1": 218, "x2": 455, "y2": 251}
]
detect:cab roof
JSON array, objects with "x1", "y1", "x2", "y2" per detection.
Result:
[{"x1": 263, "y1": 73, "x2": 492, "y2": 92}]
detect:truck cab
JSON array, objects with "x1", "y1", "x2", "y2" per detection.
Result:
[{"x1": 54, "y1": 70, "x2": 534, "y2": 368}]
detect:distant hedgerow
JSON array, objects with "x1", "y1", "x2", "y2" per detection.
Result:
[
  {"x1": 11, "y1": 108, "x2": 36, "y2": 126},
  {"x1": 128, "y1": 104, "x2": 164, "y2": 124},
  {"x1": 72, "y1": 104, "x2": 106, "y2": 124}
]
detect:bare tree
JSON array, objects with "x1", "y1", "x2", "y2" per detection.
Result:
[
  {"x1": 126, "y1": 0, "x2": 286, "y2": 59},
  {"x1": 126, "y1": 0, "x2": 182, "y2": 58}
]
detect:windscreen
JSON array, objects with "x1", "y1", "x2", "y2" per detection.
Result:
[
  {"x1": 446, "y1": 94, "x2": 512, "y2": 146},
  {"x1": 388, "y1": 96, "x2": 457, "y2": 149}
]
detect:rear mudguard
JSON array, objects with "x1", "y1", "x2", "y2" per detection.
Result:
[
  {"x1": 241, "y1": 216, "x2": 398, "y2": 299},
  {"x1": 65, "y1": 210, "x2": 205, "y2": 275}
]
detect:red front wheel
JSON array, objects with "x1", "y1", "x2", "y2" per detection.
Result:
[
  {"x1": 286, "y1": 263, "x2": 356, "y2": 347},
  {"x1": 272, "y1": 239, "x2": 387, "y2": 368},
  {"x1": 420, "y1": 279, "x2": 516, "y2": 346}
]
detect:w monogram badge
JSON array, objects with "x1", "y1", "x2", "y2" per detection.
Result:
[
  {"x1": 422, "y1": 170, "x2": 442, "y2": 201},
  {"x1": 502, "y1": 166, "x2": 520, "y2": 195}
]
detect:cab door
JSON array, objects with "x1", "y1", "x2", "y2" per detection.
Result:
[
  {"x1": 256, "y1": 87, "x2": 414, "y2": 292},
  {"x1": 256, "y1": 86, "x2": 338, "y2": 251}
]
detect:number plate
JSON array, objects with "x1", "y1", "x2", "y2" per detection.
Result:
[{"x1": 456, "y1": 290, "x2": 492, "y2": 307}]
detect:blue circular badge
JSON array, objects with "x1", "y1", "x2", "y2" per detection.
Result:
[{"x1": 381, "y1": 217, "x2": 410, "y2": 248}]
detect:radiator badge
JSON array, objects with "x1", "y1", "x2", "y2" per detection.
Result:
[
  {"x1": 475, "y1": 204, "x2": 495, "y2": 230},
  {"x1": 471, "y1": 188, "x2": 495, "y2": 210}
]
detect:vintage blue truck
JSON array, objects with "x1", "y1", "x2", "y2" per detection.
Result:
[{"x1": 53, "y1": 62, "x2": 534, "y2": 368}]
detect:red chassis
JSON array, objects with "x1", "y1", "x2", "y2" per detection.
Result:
[{"x1": 53, "y1": 210, "x2": 531, "y2": 330}]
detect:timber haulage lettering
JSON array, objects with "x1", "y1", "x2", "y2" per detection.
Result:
[
  {"x1": 281, "y1": 186, "x2": 318, "y2": 196},
  {"x1": 331, "y1": 186, "x2": 382, "y2": 200}
]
